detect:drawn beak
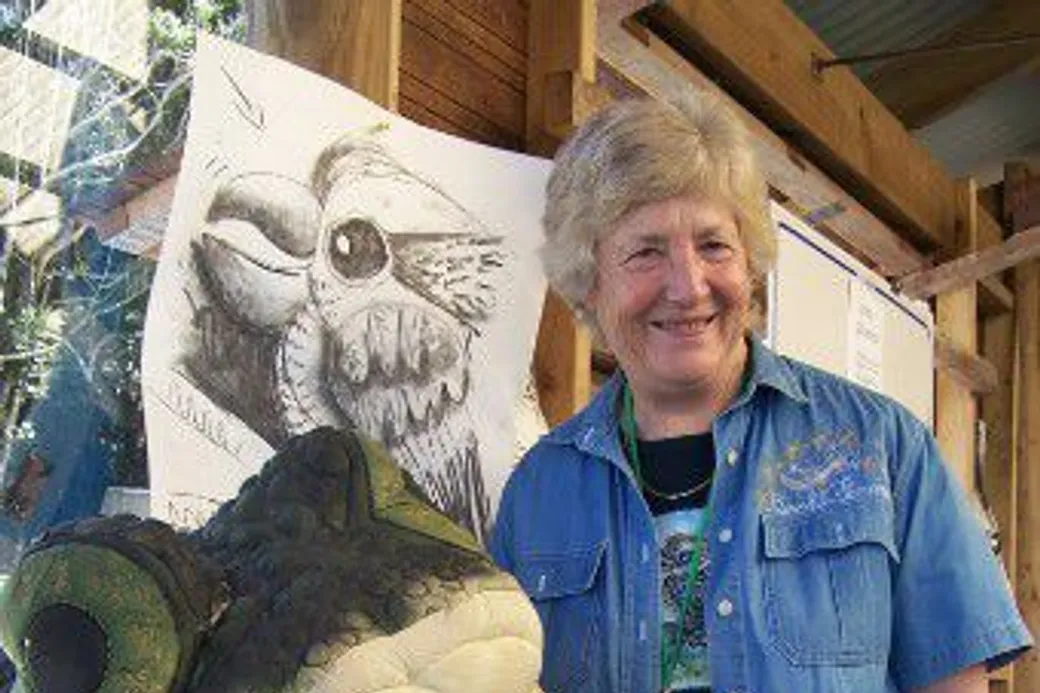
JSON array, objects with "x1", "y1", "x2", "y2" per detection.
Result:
[{"x1": 197, "y1": 220, "x2": 311, "y2": 329}]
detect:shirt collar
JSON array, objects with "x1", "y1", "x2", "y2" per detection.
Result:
[
  {"x1": 543, "y1": 335, "x2": 808, "y2": 459},
  {"x1": 741, "y1": 335, "x2": 809, "y2": 406}
]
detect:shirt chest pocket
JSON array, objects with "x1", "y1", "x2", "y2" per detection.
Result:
[
  {"x1": 516, "y1": 543, "x2": 606, "y2": 693},
  {"x1": 761, "y1": 501, "x2": 900, "y2": 666}
]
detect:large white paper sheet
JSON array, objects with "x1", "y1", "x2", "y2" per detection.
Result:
[{"x1": 143, "y1": 34, "x2": 549, "y2": 542}]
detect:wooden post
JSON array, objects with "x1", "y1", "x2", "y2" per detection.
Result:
[
  {"x1": 527, "y1": 0, "x2": 596, "y2": 425},
  {"x1": 935, "y1": 179, "x2": 979, "y2": 488},
  {"x1": 1010, "y1": 162, "x2": 1040, "y2": 692},
  {"x1": 245, "y1": 0, "x2": 401, "y2": 110}
]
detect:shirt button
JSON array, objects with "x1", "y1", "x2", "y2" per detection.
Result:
[
  {"x1": 717, "y1": 598, "x2": 734, "y2": 617},
  {"x1": 638, "y1": 619, "x2": 648, "y2": 641},
  {"x1": 726, "y1": 448, "x2": 739, "y2": 466},
  {"x1": 641, "y1": 543, "x2": 650, "y2": 564},
  {"x1": 718, "y1": 528, "x2": 733, "y2": 544}
]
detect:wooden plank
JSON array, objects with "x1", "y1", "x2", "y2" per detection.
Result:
[
  {"x1": 980, "y1": 276, "x2": 1016, "y2": 318},
  {"x1": 442, "y1": 0, "x2": 527, "y2": 54},
  {"x1": 596, "y1": 21, "x2": 929, "y2": 278},
  {"x1": 1013, "y1": 251, "x2": 1040, "y2": 692},
  {"x1": 246, "y1": 0, "x2": 401, "y2": 109},
  {"x1": 935, "y1": 179, "x2": 979, "y2": 489},
  {"x1": 934, "y1": 335, "x2": 998, "y2": 396},
  {"x1": 403, "y1": 0, "x2": 524, "y2": 91},
  {"x1": 527, "y1": 0, "x2": 595, "y2": 423},
  {"x1": 1008, "y1": 162, "x2": 1039, "y2": 693},
  {"x1": 641, "y1": 0, "x2": 960, "y2": 253},
  {"x1": 981, "y1": 311, "x2": 1018, "y2": 597},
  {"x1": 398, "y1": 71, "x2": 522, "y2": 150},
  {"x1": 1008, "y1": 172, "x2": 1040, "y2": 233},
  {"x1": 896, "y1": 225, "x2": 1040, "y2": 299},
  {"x1": 865, "y1": 2, "x2": 1040, "y2": 129},
  {"x1": 401, "y1": 16, "x2": 524, "y2": 139}
]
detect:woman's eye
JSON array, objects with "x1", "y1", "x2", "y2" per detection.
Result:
[
  {"x1": 625, "y1": 247, "x2": 661, "y2": 263},
  {"x1": 700, "y1": 241, "x2": 733, "y2": 259}
]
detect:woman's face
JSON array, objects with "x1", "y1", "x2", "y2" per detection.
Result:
[{"x1": 586, "y1": 195, "x2": 752, "y2": 399}]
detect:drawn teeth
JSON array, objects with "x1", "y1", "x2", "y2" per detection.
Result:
[
  {"x1": 338, "y1": 335, "x2": 369, "y2": 383},
  {"x1": 403, "y1": 382, "x2": 436, "y2": 424},
  {"x1": 445, "y1": 363, "x2": 467, "y2": 403},
  {"x1": 386, "y1": 388, "x2": 408, "y2": 439},
  {"x1": 400, "y1": 310, "x2": 426, "y2": 374},
  {"x1": 366, "y1": 305, "x2": 400, "y2": 377},
  {"x1": 329, "y1": 303, "x2": 470, "y2": 440}
]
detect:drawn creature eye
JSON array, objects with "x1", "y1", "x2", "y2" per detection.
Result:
[{"x1": 328, "y1": 218, "x2": 389, "y2": 279}]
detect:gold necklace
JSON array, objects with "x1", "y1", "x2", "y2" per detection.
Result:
[
  {"x1": 621, "y1": 385, "x2": 714, "y2": 501},
  {"x1": 639, "y1": 474, "x2": 712, "y2": 501}
]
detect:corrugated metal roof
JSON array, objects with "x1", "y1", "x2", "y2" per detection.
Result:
[
  {"x1": 787, "y1": 0, "x2": 1039, "y2": 185},
  {"x1": 786, "y1": 0, "x2": 986, "y2": 76},
  {"x1": 914, "y1": 67, "x2": 1040, "y2": 181}
]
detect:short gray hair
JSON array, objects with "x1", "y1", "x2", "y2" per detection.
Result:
[{"x1": 541, "y1": 93, "x2": 775, "y2": 325}]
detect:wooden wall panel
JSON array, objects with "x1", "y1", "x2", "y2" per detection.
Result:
[{"x1": 400, "y1": 0, "x2": 527, "y2": 151}]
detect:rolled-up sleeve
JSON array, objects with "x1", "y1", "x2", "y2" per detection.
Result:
[{"x1": 889, "y1": 420, "x2": 1032, "y2": 690}]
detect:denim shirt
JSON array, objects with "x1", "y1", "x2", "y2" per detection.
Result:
[{"x1": 490, "y1": 338, "x2": 1031, "y2": 693}]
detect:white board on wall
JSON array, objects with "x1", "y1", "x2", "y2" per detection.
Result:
[{"x1": 768, "y1": 203, "x2": 935, "y2": 428}]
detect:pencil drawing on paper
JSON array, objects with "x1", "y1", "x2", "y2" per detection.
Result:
[{"x1": 180, "y1": 133, "x2": 506, "y2": 542}]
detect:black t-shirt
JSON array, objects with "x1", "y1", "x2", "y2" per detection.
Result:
[
  {"x1": 637, "y1": 433, "x2": 714, "y2": 514},
  {"x1": 635, "y1": 433, "x2": 715, "y2": 693}
]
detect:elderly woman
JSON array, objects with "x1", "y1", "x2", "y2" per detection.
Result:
[{"x1": 490, "y1": 94, "x2": 1031, "y2": 693}]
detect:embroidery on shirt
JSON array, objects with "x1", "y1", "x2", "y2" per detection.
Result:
[{"x1": 756, "y1": 429, "x2": 890, "y2": 517}]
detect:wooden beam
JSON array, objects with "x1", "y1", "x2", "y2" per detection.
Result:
[
  {"x1": 865, "y1": 2, "x2": 1040, "y2": 129},
  {"x1": 527, "y1": 0, "x2": 596, "y2": 154},
  {"x1": 934, "y1": 335, "x2": 999, "y2": 396},
  {"x1": 978, "y1": 200, "x2": 1016, "y2": 317},
  {"x1": 528, "y1": 0, "x2": 595, "y2": 425},
  {"x1": 981, "y1": 308, "x2": 1020, "y2": 690},
  {"x1": 543, "y1": 69, "x2": 614, "y2": 141},
  {"x1": 1005, "y1": 161, "x2": 1040, "y2": 693},
  {"x1": 245, "y1": 0, "x2": 402, "y2": 110},
  {"x1": 935, "y1": 179, "x2": 980, "y2": 488},
  {"x1": 595, "y1": 21, "x2": 929, "y2": 278},
  {"x1": 896, "y1": 225, "x2": 1040, "y2": 299},
  {"x1": 980, "y1": 276, "x2": 1016, "y2": 318},
  {"x1": 641, "y1": 0, "x2": 962, "y2": 253},
  {"x1": 1008, "y1": 169, "x2": 1040, "y2": 233},
  {"x1": 1013, "y1": 231, "x2": 1040, "y2": 691}
]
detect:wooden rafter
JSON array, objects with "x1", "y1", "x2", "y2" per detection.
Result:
[
  {"x1": 897, "y1": 225, "x2": 1040, "y2": 299},
  {"x1": 865, "y1": 1, "x2": 1040, "y2": 129}
]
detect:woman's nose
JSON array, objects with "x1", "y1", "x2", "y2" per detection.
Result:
[{"x1": 664, "y1": 247, "x2": 710, "y2": 302}]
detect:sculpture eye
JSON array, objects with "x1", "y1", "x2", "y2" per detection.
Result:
[
  {"x1": 0, "y1": 517, "x2": 226, "y2": 693},
  {"x1": 25, "y1": 603, "x2": 107, "y2": 693},
  {"x1": 328, "y1": 218, "x2": 389, "y2": 280}
]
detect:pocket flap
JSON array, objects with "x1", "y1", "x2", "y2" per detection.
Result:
[
  {"x1": 763, "y1": 498, "x2": 899, "y2": 562},
  {"x1": 515, "y1": 543, "x2": 606, "y2": 600}
]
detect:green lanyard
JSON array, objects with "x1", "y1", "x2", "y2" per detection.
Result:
[{"x1": 621, "y1": 383, "x2": 714, "y2": 691}]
